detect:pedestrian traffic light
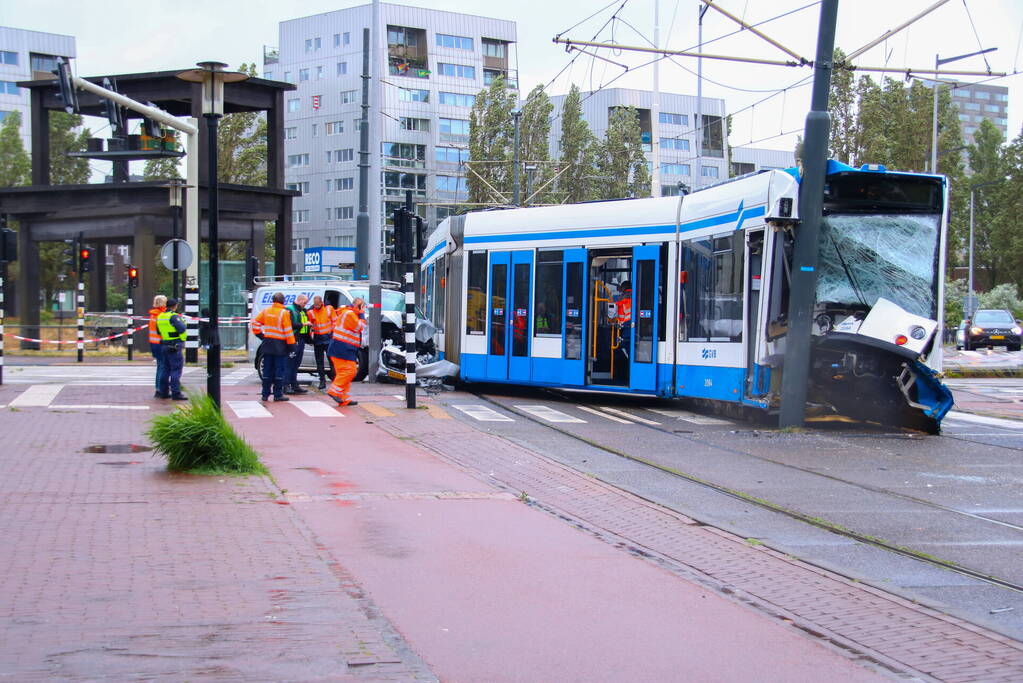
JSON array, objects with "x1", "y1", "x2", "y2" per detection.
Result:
[
  {"x1": 79, "y1": 247, "x2": 93, "y2": 273},
  {"x1": 128, "y1": 265, "x2": 139, "y2": 288},
  {"x1": 0, "y1": 222, "x2": 15, "y2": 263}
]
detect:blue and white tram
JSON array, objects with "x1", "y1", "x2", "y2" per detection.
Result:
[{"x1": 420, "y1": 161, "x2": 954, "y2": 431}]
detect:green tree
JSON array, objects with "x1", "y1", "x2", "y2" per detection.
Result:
[
  {"x1": 557, "y1": 84, "x2": 595, "y2": 204},
  {"x1": 143, "y1": 157, "x2": 182, "y2": 180},
  {"x1": 218, "y1": 63, "x2": 267, "y2": 185},
  {"x1": 49, "y1": 111, "x2": 90, "y2": 184},
  {"x1": 518, "y1": 84, "x2": 553, "y2": 205},
  {"x1": 467, "y1": 75, "x2": 516, "y2": 205},
  {"x1": 592, "y1": 106, "x2": 649, "y2": 200},
  {"x1": 995, "y1": 129, "x2": 1023, "y2": 292},
  {"x1": 0, "y1": 111, "x2": 30, "y2": 187},
  {"x1": 968, "y1": 119, "x2": 1008, "y2": 288},
  {"x1": 828, "y1": 50, "x2": 856, "y2": 164}
]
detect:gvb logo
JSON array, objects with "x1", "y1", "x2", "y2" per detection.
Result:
[{"x1": 701, "y1": 348, "x2": 717, "y2": 359}]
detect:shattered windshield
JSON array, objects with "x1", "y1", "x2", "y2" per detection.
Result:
[{"x1": 816, "y1": 213, "x2": 940, "y2": 319}]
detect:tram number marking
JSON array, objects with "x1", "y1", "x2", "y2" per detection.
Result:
[
  {"x1": 701, "y1": 348, "x2": 717, "y2": 359},
  {"x1": 568, "y1": 308, "x2": 580, "y2": 317},
  {"x1": 493, "y1": 308, "x2": 504, "y2": 316},
  {"x1": 639, "y1": 310, "x2": 651, "y2": 318}
]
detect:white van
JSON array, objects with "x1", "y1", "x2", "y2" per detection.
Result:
[{"x1": 246, "y1": 274, "x2": 408, "y2": 382}]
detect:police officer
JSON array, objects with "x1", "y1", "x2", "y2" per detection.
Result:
[
  {"x1": 284, "y1": 294, "x2": 311, "y2": 394},
  {"x1": 156, "y1": 298, "x2": 188, "y2": 400}
]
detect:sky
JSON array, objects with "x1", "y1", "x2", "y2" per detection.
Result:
[{"x1": 3, "y1": 0, "x2": 1023, "y2": 157}]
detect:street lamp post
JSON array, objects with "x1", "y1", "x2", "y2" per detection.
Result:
[
  {"x1": 162, "y1": 177, "x2": 187, "y2": 300},
  {"x1": 177, "y1": 62, "x2": 249, "y2": 409},
  {"x1": 930, "y1": 47, "x2": 996, "y2": 174}
]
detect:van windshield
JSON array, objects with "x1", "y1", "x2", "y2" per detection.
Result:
[{"x1": 347, "y1": 289, "x2": 405, "y2": 312}]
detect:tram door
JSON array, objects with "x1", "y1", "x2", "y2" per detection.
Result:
[
  {"x1": 562, "y1": 249, "x2": 587, "y2": 386},
  {"x1": 630, "y1": 245, "x2": 660, "y2": 392},
  {"x1": 484, "y1": 250, "x2": 534, "y2": 381}
]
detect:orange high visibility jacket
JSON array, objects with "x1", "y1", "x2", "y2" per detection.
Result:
[
  {"x1": 308, "y1": 304, "x2": 336, "y2": 336},
  {"x1": 332, "y1": 306, "x2": 365, "y2": 347},
  {"x1": 148, "y1": 306, "x2": 166, "y2": 345},
  {"x1": 251, "y1": 303, "x2": 296, "y2": 344},
  {"x1": 616, "y1": 296, "x2": 632, "y2": 324}
]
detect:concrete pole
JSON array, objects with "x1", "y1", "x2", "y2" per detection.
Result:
[
  {"x1": 968, "y1": 188, "x2": 975, "y2": 299},
  {"x1": 930, "y1": 54, "x2": 939, "y2": 174},
  {"x1": 778, "y1": 0, "x2": 839, "y2": 429},
  {"x1": 356, "y1": 27, "x2": 371, "y2": 282},
  {"x1": 512, "y1": 111, "x2": 522, "y2": 206},
  {"x1": 367, "y1": 0, "x2": 382, "y2": 381}
]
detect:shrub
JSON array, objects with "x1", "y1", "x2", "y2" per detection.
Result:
[{"x1": 146, "y1": 394, "x2": 267, "y2": 475}]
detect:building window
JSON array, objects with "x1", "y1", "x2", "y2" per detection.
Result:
[
  {"x1": 299, "y1": 68, "x2": 309, "y2": 81},
  {"x1": 0, "y1": 51, "x2": 17, "y2": 66},
  {"x1": 288, "y1": 98, "x2": 300, "y2": 112},
  {"x1": 286, "y1": 181, "x2": 310, "y2": 194},
  {"x1": 382, "y1": 142, "x2": 426, "y2": 168},
  {"x1": 997, "y1": 118, "x2": 1008, "y2": 127},
  {"x1": 662, "y1": 163, "x2": 690, "y2": 176},
  {"x1": 293, "y1": 211, "x2": 310, "y2": 224},
  {"x1": 659, "y1": 112, "x2": 688, "y2": 126},
  {"x1": 335, "y1": 207, "x2": 355, "y2": 220},
  {"x1": 964, "y1": 126, "x2": 976, "y2": 135},
  {"x1": 316, "y1": 65, "x2": 324, "y2": 79},
  {"x1": 0, "y1": 81, "x2": 19, "y2": 95},
  {"x1": 958, "y1": 113, "x2": 970, "y2": 122},
  {"x1": 344, "y1": 32, "x2": 351, "y2": 45},
  {"x1": 975, "y1": 91, "x2": 990, "y2": 100},
  {"x1": 701, "y1": 115, "x2": 725, "y2": 158},
  {"x1": 263, "y1": 71, "x2": 273, "y2": 80},
  {"x1": 335, "y1": 148, "x2": 354, "y2": 162},
  {"x1": 398, "y1": 87, "x2": 430, "y2": 102},
  {"x1": 482, "y1": 40, "x2": 507, "y2": 59},
  {"x1": 325, "y1": 121, "x2": 344, "y2": 135},
  {"x1": 399, "y1": 116, "x2": 430, "y2": 132},
  {"x1": 439, "y1": 118, "x2": 470, "y2": 139},
  {"x1": 439, "y1": 91, "x2": 475, "y2": 107},
  {"x1": 383, "y1": 171, "x2": 427, "y2": 197},
  {"x1": 334, "y1": 33, "x2": 341, "y2": 48},
  {"x1": 284, "y1": 71, "x2": 292, "y2": 83},
  {"x1": 305, "y1": 38, "x2": 321, "y2": 52},
  {"x1": 701, "y1": 166, "x2": 719, "y2": 178},
  {"x1": 311, "y1": 123, "x2": 318, "y2": 137},
  {"x1": 995, "y1": 93, "x2": 1009, "y2": 103},
  {"x1": 730, "y1": 162, "x2": 755, "y2": 176},
  {"x1": 984, "y1": 104, "x2": 1000, "y2": 113},
  {"x1": 659, "y1": 138, "x2": 689, "y2": 151},
  {"x1": 437, "y1": 63, "x2": 475, "y2": 79},
  {"x1": 436, "y1": 146, "x2": 469, "y2": 164},
  {"x1": 0, "y1": 111, "x2": 12, "y2": 122},
  {"x1": 29, "y1": 53, "x2": 58, "y2": 73},
  {"x1": 353, "y1": 118, "x2": 364, "y2": 131},
  {"x1": 337, "y1": 61, "x2": 347, "y2": 76},
  {"x1": 340, "y1": 89, "x2": 358, "y2": 104},
  {"x1": 337, "y1": 177, "x2": 354, "y2": 191},
  {"x1": 436, "y1": 34, "x2": 473, "y2": 50},
  {"x1": 964, "y1": 102, "x2": 981, "y2": 111},
  {"x1": 483, "y1": 69, "x2": 511, "y2": 85},
  {"x1": 287, "y1": 153, "x2": 310, "y2": 167},
  {"x1": 436, "y1": 175, "x2": 468, "y2": 196}
]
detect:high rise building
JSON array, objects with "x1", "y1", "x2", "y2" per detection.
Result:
[
  {"x1": 730, "y1": 147, "x2": 795, "y2": 177},
  {"x1": 546, "y1": 87, "x2": 729, "y2": 197},
  {"x1": 272, "y1": 4, "x2": 516, "y2": 271},
  {"x1": 950, "y1": 81, "x2": 1009, "y2": 147},
  {"x1": 0, "y1": 26, "x2": 76, "y2": 151}
]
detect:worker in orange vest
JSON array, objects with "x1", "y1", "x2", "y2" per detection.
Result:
[
  {"x1": 307, "y1": 295, "x2": 336, "y2": 390},
  {"x1": 326, "y1": 297, "x2": 366, "y2": 407},
  {"x1": 148, "y1": 294, "x2": 167, "y2": 398},
  {"x1": 250, "y1": 292, "x2": 297, "y2": 402},
  {"x1": 615, "y1": 280, "x2": 632, "y2": 362}
]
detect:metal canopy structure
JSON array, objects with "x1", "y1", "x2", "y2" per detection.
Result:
[{"x1": 0, "y1": 69, "x2": 298, "y2": 349}]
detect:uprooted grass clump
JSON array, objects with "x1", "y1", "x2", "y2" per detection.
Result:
[{"x1": 146, "y1": 394, "x2": 268, "y2": 475}]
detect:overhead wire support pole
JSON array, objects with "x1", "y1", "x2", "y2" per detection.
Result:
[
  {"x1": 551, "y1": 37, "x2": 802, "y2": 68},
  {"x1": 698, "y1": 0, "x2": 810, "y2": 65},
  {"x1": 843, "y1": 0, "x2": 952, "y2": 62},
  {"x1": 779, "y1": 0, "x2": 839, "y2": 429}
]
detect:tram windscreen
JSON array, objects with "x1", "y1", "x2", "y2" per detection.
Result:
[{"x1": 816, "y1": 213, "x2": 940, "y2": 319}]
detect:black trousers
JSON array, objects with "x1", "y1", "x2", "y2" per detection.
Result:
[{"x1": 313, "y1": 343, "x2": 334, "y2": 383}]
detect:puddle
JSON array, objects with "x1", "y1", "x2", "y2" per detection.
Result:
[{"x1": 84, "y1": 444, "x2": 153, "y2": 454}]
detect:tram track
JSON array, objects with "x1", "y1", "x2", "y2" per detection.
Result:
[{"x1": 469, "y1": 388, "x2": 1023, "y2": 596}]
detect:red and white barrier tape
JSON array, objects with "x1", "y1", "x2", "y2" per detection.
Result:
[{"x1": 11, "y1": 323, "x2": 149, "y2": 345}]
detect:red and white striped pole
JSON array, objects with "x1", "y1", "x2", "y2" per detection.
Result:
[
  {"x1": 404, "y1": 271, "x2": 416, "y2": 409},
  {"x1": 76, "y1": 280, "x2": 85, "y2": 363}
]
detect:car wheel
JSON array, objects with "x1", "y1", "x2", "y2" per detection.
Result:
[
  {"x1": 354, "y1": 347, "x2": 369, "y2": 382},
  {"x1": 1010, "y1": 344, "x2": 1021, "y2": 352},
  {"x1": 254, "y1": 348, "x2": 264, "y2": 380}
]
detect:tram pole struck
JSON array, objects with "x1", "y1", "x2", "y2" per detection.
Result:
[{"x1": 778, "y1": 0, "x2": 839, "y2": 429}]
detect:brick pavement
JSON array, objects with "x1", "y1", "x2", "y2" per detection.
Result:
[{"x1": 0, "y1": 391, "x2": 432, "y2": 681}]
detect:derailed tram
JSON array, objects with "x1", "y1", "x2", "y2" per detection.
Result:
[{"x1": 418, "y1": 161, "x2": 954, "y2": 432}]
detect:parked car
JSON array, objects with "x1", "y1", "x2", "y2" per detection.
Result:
[
  {"x1": 962, "y1": 309, "x2": 1022, "y2": 351},
  {"x1": 954, "y1": 319, "x2": 967, "y2": 350}
]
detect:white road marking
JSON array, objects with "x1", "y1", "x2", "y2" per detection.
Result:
[
  {"x1": 648, "y1": 408, "x2": 732, "y2": 425},
  {"x1": 515, "y1": 404, "x2": 586, "y2": 423},
  {"x1": 393, "y1": 394, "x2": 405, "y2": 400},
  {"x1": 227, "y1": 400, "x2": 273, "y2": 419},
  {"x1": 945, "y1": 411, "x2": 1023, "y2": 430},
  {"x1": 577, "y1": 405, "x2": 633, "y2": 424},
  {"x1": 598, "y1": 406, "x2": 661, "y2": 425},
  {"x1": 452, "y1": 404, "x2": 514, "y2": 422},
  {"x1": 10, "y1": 384, "x2": 64, "y2": 407},
  {"x1": 49, "y1": 404, "x2": 149, "y2": 410},
  {"x1": 291, "y1": 401, "x2": 344, "y2": 417}
]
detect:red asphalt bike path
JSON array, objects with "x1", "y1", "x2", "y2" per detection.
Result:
[{"x1": 228, "y1": 384, "x2": 886, "y2": 682}]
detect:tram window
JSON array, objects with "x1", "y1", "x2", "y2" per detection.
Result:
[
  {"x1": 466, "y1": 251, "x2": 487, "y2": 335},
  {"x1": 424, "y1": 264, "x2": 434, "y2": 322},
  {"x1": 435, "y1": 255, "x2": 446, "y2": 331},
  {"x1": 512, "y1": 263, "x2": 530, "y2": 356},
  {"x1": 535, "y1": 250, "x2": 563, "y2": 335},
  {"x1": 490, "y1": 263, "x2": 508, "y2": 355},
  {"x1": 635, "y1": 259, "x2": 655, "y2": 363},
  {"x1": 565, "y1": 261, "x2": 584, "y2": 360},
  {"x1": 682, "y1": 233, "x2": 743, "y2": 342}
]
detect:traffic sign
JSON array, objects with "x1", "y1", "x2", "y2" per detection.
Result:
[
  {"x1": 160, "y1": 239, "x2": 193, "y2": 271},
  {"x1": 964, "y1": 293, "x2": 979, "y2": 317}
]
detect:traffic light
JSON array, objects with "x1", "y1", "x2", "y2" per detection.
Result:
[
  {"x1": 128, "y1": 265, "x2": 139, "y2": 288},
  {"x1": 414, "y1": 214, "x2": 426, "y2": 260},
  {"x1": 62, "y1": 237, "x2": 79, "y2": 269},
  {"x1": 0, "y1": 220, "x2": 15, "y2": 263},
  {"x1": 53, "y1": 56, "x2": 79, "y2": 114},
  {"x1": 101, "y1": 78, "x2": 124, "y2": 133},
  {"x1": 79, "y1": 247, "x2": 93, "y2": 273}
]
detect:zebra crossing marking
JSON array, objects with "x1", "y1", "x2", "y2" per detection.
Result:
[
  {"x1": 226, "y1": 401, "x2": 273, "y2": 419},
  {"x1": 452, "y1": 404, "x2": 514, "y2": 422},
  {"x1": 598, "y1": 406, "x2": 661, "y2": 425},
  {"x1": 577, "y1": 405, "x2": 632, "y2": 424},
  {"x1": 647, "y1": 408, "x2": 732, "y2": 425},
  {"x1": 9, "y1": 384, "x2": 64, "y2": 407},
  {"x1": 291, "y1": 401, "x2": 344, "y2": 417},
  {"x1": 515, "y1": 404, "x2": 586, "y2": 423}
]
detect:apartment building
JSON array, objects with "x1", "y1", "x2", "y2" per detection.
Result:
[
  {"x1": 546, "y1": 87, "x2": 729, "y2": 197},
  {"x1": 729, "y1": 147, "x2": 795, "y2": 177},
  {"x1": 951, "y1": 81, "x2": 1009, "y2": 147},
  {"x1": 0, "y1": 26, "x2": 76, "y2": 151},
  {"x1": 271, "y1": 4, "x2": 516, "y2": 270}
]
